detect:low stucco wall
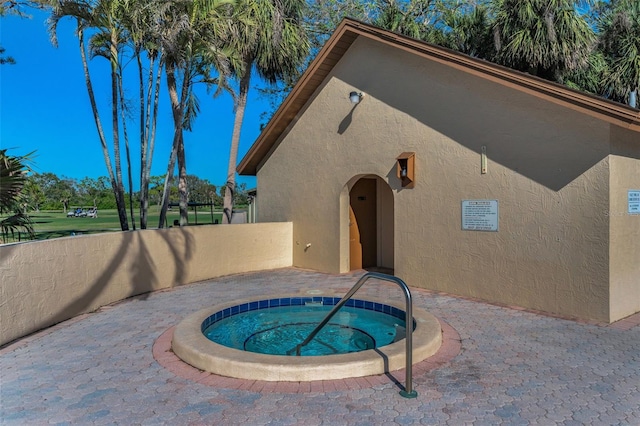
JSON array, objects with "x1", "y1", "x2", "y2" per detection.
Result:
[{"x1": 0, "y1": 222, "x2": 293, "y2": 347}]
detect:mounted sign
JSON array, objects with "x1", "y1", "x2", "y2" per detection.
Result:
[
  {"x1": 462, "y1": 200, "x2": 499, "y2": 231},
  {"x1": 629, "y1": 190, "x2": 640, "y2": 214}
]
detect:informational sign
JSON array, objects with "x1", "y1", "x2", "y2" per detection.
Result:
[
  {"x1": 462, "y1": 200, "x2": 499, "y2": 231},
  {"x1": 629, "y1": 190, "x2": 640, "y2": 214}
]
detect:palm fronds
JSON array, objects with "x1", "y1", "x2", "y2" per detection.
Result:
[{"x1": 0, "y1": 150, "x2": 35, "y2": 243}]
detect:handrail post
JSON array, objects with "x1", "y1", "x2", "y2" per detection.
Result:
[{"x1": 291, "y1": 272, "x2": 418, "y2": 398}]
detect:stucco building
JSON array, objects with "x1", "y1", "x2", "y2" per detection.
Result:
[{"x1": 238, "y1": 19, "x2": 640, "y2": 323}]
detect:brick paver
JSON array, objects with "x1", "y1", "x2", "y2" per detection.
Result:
[{"x1": 1, "y1": 268, "x2": 638, "y2": 425}]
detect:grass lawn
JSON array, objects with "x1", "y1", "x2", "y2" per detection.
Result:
[{"x1": 3, "y1": 206, "x2": 228, "y2": 243}]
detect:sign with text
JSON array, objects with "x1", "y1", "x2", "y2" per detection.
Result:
[
  {"x1": 629, "y1": 190, "x2": 640, "y2": 214},
  {"x1": 462, "y1": 200, "x2": 499, "y2": 231}
]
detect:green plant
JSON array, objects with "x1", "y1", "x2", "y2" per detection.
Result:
[{"x1": 0, "y1": 149, "x2": 35, "y2": 243}]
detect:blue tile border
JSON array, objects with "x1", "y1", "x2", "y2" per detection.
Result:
[{"x1": 201, "y1": 297, "x2": 411, "y2": 332}]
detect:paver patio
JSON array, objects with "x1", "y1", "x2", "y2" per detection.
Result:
[{"x1": 1, "y1": 268, "x2": 638, "y2": 425}]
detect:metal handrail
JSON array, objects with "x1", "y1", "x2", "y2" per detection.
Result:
[{"x1": 291, "y1": 271, "x2": 418, "y2": 398}]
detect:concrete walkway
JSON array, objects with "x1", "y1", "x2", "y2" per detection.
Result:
[{"x1": 1, "y1": 268, "x2": 639, "y2": 425}]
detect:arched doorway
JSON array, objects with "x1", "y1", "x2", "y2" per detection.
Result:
[{"x1": 348, "y1": 176, "x2": 394, "y2": 272}]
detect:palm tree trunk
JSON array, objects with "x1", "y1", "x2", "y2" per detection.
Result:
[
  {"x1": 138, "y1": 52, "x2": 148, "y2": 229},
  {"x1": 223, "y1": 61, "x2": 251, "y2": 224},
  {"x1": 158, "y1": 131, "x2": 180, "y2": 229},
  {"x1": 158, "y1": 62, "x2": 186, "y2": 228},
  {"x1": 117, "y1": 66, "x2": 136, "y2": 230},
  {"x1": 110, "y1": 31, "x2": 129, "y2": 231},
  {"x1": 176, "y1": 63, "x2": 192, "y2": 226},
  {"x1": 177, "y1": 137, "x2": 188, "y2": 226},
  {"x1": 140, "y1": 53, "x2": 162, "y2": 229}
]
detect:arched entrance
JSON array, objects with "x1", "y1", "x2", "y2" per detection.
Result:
[{"x1": 348, "y1": 176, "x2": 394, "y2": 272}]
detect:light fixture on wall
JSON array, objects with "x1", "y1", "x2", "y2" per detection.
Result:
[
  {"x1": 481, "y1": 146, "x2": 487, "y2": 174},
  {"x1": 349, "y1": 91, "x2": 364, "y2": 104},
  {"x1": 396, "y1": 152, "x2": 415, "y2": 188}
]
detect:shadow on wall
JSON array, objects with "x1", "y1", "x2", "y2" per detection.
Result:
[
  {"x1": 56, "y1": 233, "x2": 137, "y2": 320},
  {"x1": 0, "y1": 229, "x2": 195, "y2": 345},
  {"x1": 128, "y1": 231, "x2": 157, "y2": 299},
  {"x1": 157, "y1": 228, "x2": 195, "y2": 287},
  {"x1": 0, "y1": 223, "x2": 294, "y2": 347},
  {"x1": 338, "y1": 103, "x2": 359, "y2": 135},
  {"x1": 54, "y1": 229, "x2": 196, "y2": 325},
  {"x1": 336, "y1": 48, "x2": 632, "y2": 191}
]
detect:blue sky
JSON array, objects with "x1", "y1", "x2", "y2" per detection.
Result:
[{"x1": 1, "y1": 9, "x2": 268, "y2": 190}]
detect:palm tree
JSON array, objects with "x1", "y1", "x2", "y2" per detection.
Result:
[
  {"x1": 0, "y1": 150, "x2": 35, "y2": 243},
  {"x1": 121, "y1": 0, "x2": 164, "y2": 229},
  {"x1": 564, "y1": 49, "x2": 610, "y2": 95},
  {"x1": 374, "y1": 0, "x2": 428, "y2": 39},
  {"x1": 156, "y1": 0, "x2": 239, "y2": 228},
  {"x1": 48, "y1": 0, "x2": 130, "y2": 230},
  {"x1": 438, "y1": 3, "x2": 493, "y2": 58},
  {"x1": 597, "y1": 0, "x2": 640, "y2": 107},
  {"x1": 491, "y1": 0, "x2": 596, "y2": 83},
  {"x1": 222, "y1": 0, "x2": 309, "y2": 224},
  {"x1": 304, "y1": 0, "x2": 377, "y2": 47}
]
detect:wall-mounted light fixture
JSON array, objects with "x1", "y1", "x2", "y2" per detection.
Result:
[
  {"x1": 396, "y1": 152, "x2": 415, "y2": 188},
  {"x1": 481, "y1": 146, "x2": 487, "y2": 174},
  {"x1": 349, "y1": 91, "x2": 364, "y2": 104}
]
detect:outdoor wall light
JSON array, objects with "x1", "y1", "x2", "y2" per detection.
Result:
[
  {"x1": 349, "y1": 91, "x2": 364, "y2": 104},
  {"x1": 396, "y1": 152, "x2": 415, "y2": 188}
]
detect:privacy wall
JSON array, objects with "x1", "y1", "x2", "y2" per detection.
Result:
[{"x1": 0, "y1": 223, "x2": 293, "y2": 346}]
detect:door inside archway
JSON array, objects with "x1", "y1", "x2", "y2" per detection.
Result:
[{"x1": 349, "y1": 177, "x2": 394, "y2": 272}]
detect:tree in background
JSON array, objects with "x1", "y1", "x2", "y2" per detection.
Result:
[
  {"x1": 435, "y1": 2, "x2": 493, "y2": 57},
  {"x1": 0, "y1": 150, "x2": 35, "y2": 242},
  {"x1": 46, "y1": 0, "x2": 168, "y2": 230},
  {"x1": 77, "y1": 176, "x2": 108, "y2": 207},
  {"x1": 48, "y1": 0, "x2": 130, "y2": 230},
  {"x1": 222, "y1": 0, "x2": 309, "y2": 224},
  {"x1": 186, "y1": 175, "x2": 219, "y2": 205},
  {"x1": 597, "y1": 0, "x2": 640, "y2": 107},
  {"x1": 305, "y1": 0, "x2": 375, "y2": 47},
  {"x1": 122, "y1": 0, "x2": 163, "y2": 229},
  {"x1": 28, "y1": 172, "x2": 76, "y2": 210},
  {"x1": 148, "y1": 175, "x2": 166, "y2": 207},
  {"x1": 154, "y1": 0, "x2": 243, "y2": 228},
  {"x1": 374, "y1": 0, "x2": 439, "y2": 40},
  {"x1": 22, "y1": 178, "x2": 46, "y2": 211},
  {"x1": 24, "y1": 173, "x2": 121, "y2": 211},
  {"x1": 490, "y1": 0, "x2": 595, "y2": 84}
]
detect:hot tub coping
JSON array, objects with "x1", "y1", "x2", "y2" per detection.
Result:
[{"x1": 172, "y1": 292, "x2": 442, "y2": 381}]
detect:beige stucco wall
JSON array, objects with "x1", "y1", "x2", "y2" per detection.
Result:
[
  {"x1": 256, "y1": 37, "x2": 627, "y2": 322},
  {"x1": 0, "y1": 223, "x2": 292, "y2": 346},
  {"x1": 609, "y1": 126, "x2": 640, "y2": 321}
]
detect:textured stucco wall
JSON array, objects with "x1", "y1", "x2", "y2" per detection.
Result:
[
  {"x1": 0, "y1": 223, "x2": 292, "y2": 346},
  {"x1": 609, "y1": 126, "x2": 640, "y2": 322},
  {"x1": 256, "y1": 37, "x2": 620, "y2": 322}
]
